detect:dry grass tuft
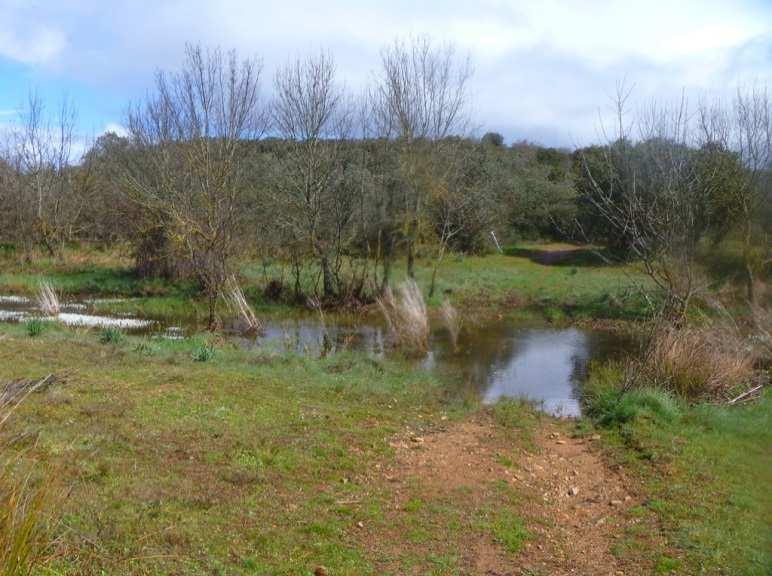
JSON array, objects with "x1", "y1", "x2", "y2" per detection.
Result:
[
  {"x1": 440, "y1": 298, "x2": 461, "y2": 352},
  {"x1": 1, "y1": 376, "x2": 56, "y2": 575},
  {"x1": 36, "y1": 282, "x2": 59, "y2": 317},
  {"x1": 639, "y1": 320, "x2": 757, "y2": 400},
  {"x1": 224, "y1": 276, "x2": 262, "y2": 334},
  {"x1": 377, "y1": 280, "x2": 429, "y2": 354}
]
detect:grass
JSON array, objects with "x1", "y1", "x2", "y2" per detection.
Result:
[
  {"x1": 98, "y1": 327, "x2": 123, "y2": 345},
  {"x1": 1, "y1": 242, "x2": 649, "y2": 325},
  {"x1": 190, "y1": 340, "x2": 216, "y2": 362},
  {"x1": 23, "y1": 318, "x2": 47, "y2": 338},
  {"x1": 1, "y1": 377, "x2": 54, "y2": 576},
  {"x1": 0, "y1": 323, "x2": 510, "y2": 575},
  {"x1": 640, "y1": 322, "x2": 757, "y2": 400},
  {"x1": 1, "y1": 243, "x2": 768, "y2": 574},
  {"x1": 584, "y1": 363, "x2": 772, "y2": 575}
]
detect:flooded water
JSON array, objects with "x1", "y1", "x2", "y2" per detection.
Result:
[
  {"x1": 0, "y1": 294, "x2": 631, "y2": 417},
  {"x1": 0, "y1": 295, "x2": 154, "y2": 330}
]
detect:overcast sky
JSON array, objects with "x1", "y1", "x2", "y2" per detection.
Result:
[{"x1": 0, "y1": 0, "x2": 770, "y2": 148}]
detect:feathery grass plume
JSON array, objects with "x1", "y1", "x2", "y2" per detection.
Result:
[
  {"x1": 440, "y1": 298, "x2": 461, "y2": 352},
  {"x1": 36, "y1": 282, "x2": 59, "y2": 317},
  {"x1": 224, "y1": 276, "x2": 262, "y2": 334},
  {"x1": 377, "y1": 279, "x2": 429, "y2": 354}
]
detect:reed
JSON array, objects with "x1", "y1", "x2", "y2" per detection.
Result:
[
  {"x1": 377, "y1": 280, "x2": 429, "y2": 353},
  {"x1": 440, "y1": 298, "x2": 461, "y2": 352},
  {"x1": 224, "y1": 276, "x2": 262, "y2": 334},
  {"x1": 36, "y1": 282, "x2": 59, "y2": 316}
]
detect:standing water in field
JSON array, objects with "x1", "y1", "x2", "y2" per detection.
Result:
[
  {"x1": 0, "y1": 294, "x2": 628, "y2": 416},
  {"x1": 427, "y1": 323, "x2": 626, "y2": 417}
]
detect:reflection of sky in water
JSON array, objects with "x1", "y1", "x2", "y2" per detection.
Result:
[
  {"x1": 1, "y1": 292, "x2": 627, "y2": 416},
  {"x1": 480, "y1": 329, "x2": 587, "y2": 417}
]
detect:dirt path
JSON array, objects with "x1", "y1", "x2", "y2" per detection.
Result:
[{"x1": 368, "y1": 414, "x2": 645, "y2": 575}]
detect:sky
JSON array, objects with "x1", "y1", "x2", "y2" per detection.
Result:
[{"x1": 0, "y1": 0, "x2": 770, "y2": 149}]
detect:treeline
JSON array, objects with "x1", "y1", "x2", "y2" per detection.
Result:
[{"x1": 0, "y1": 40, "x2": 769, "y2": 322}]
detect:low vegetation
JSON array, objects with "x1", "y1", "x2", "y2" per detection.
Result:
[
  {"x1": 377, "y1": 279, "x2": 430, "y2": 353},
  {"x1": 583, "y1": 364, "x2": 771, "y2": 575},
  {"x1": 36, "y1": 282, "x2": 59, "y2": 317},
  {"x1": 0, "y1": 376, "x2": 54, "y2": 576}
]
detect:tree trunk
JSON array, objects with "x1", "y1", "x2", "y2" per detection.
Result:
[
  {"x1": 207, "y1": 292, "x2": 217, "y2": 331},
  {"x1": 321, "y1": 254, "x2": 335, "y2": 298},
  {"x1": 406, "y1": 239, "x2": 415, "y2": 279},
  {"x1": 428, "y1": 241, "x2": 448, "y2": 298}
]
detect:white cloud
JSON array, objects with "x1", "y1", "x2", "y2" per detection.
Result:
[
  {"x1": 0, "y1": 0, "x2": 67, "y2": 64},
  {"x1": 102, "y1": 122, "x2": 128, "y2": 137},
  {"x1": 0, "y1": 0, "x2": 769, "y2": 146}
]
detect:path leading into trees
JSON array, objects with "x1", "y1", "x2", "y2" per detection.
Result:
[{"x1": 361, "y1": 413, "x2": 650, "y2": 575}]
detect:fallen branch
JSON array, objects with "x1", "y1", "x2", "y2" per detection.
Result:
[{"x1": 727, "y1": 384, "x2": 764, "y2": 405}]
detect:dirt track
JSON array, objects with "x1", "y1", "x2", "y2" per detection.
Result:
[{"x1": 366, "y1": 414, "x2": 649, "y2": 575}]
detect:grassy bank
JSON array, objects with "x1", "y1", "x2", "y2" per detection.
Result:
[
  {"x1": 583, "y1": 365, "x2": 772, "y2": 575},
  {"x1": 0, "y1": 324, "x2": 537, "y2": 575}
]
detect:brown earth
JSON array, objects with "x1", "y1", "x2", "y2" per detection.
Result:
[{"x1": 361, "y1": 413, "x2": 655, "y2": 575}]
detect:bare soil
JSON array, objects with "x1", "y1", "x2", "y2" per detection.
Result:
[{"x1": 364, "y1": 413, "x2": 654, "y2": 575}]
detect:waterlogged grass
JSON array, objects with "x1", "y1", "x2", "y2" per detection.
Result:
[{"x1": 584, "y1": 365, "x2": 772, "y2": 575}]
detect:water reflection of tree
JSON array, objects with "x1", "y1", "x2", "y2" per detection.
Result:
[{"x1": 443, "y1": 324, "x2": 528, "y2": 397}]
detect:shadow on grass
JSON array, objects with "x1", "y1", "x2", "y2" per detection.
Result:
[{"x1": 503, "y1": 246, "x2": 618, "y2": 267}]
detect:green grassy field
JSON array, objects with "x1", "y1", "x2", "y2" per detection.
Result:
[
  {"x1": 0, "y1": 324, "x2": 534, "y2": 575},
  {"x1": 1, "y1": 244, "x2": 769, "y2": 575},
  {"x1": 0, "y1": 243, "x2": 650, "y2": 322}
]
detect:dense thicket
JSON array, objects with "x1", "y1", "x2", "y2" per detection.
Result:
[{"x1": 1, "y1": 41, "x2": 769, "y2": 316}]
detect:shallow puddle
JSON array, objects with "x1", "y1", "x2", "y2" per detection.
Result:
[{"x1": 0, "y1": 294, "x2": 631, "y2": 416}]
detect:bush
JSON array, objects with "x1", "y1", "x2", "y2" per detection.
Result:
[
  {"x1": 24, "y1": 318, "x2": 47, "y2": 338},
  {"x1": 191, "y1": 343, "x2": 216, "y2": 362},
  {"x1": 99, "y1": 328, "x2": 123, "y2": 345},
  {"x1": 641, "y1": 323, "x2": 756, "y2": 400}
]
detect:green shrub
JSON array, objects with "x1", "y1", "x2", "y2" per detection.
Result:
[
  {"x1": 191, "y1": 343, "x2": 216, "y2": 362},
  {"x1": 584, "y1": 361, "x2": 682, "y2": 427},
  {"x1": 25, "y1": 318, "x2": 47, "y2": 338},
  {"x1": 99, "y1": 327, "x2": 123, "y2": 345}
]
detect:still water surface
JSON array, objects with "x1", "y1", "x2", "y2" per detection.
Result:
[{"x1": 0, "y1": 295, "x2": 630, "y2": 417}]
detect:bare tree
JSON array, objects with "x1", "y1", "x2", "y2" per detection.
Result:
[
  {"x1": 374, "y1": 36, "x2": 473, "y2": 279},
  {"x1": 697, "y1": 85, "x2": 771, "y2": 303},
  {"x1": 0, "y1": 92, "x2": 80, "y2": 256},
  {"x1": 578, "y1": 90, "x2": 714, "y2": 321},
  {"x1": 270, "y1": 52, "x2": 354, "y2": 299},
  {"x1": 121, "y1": 44, "x2": 266, "y2": 328}
]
